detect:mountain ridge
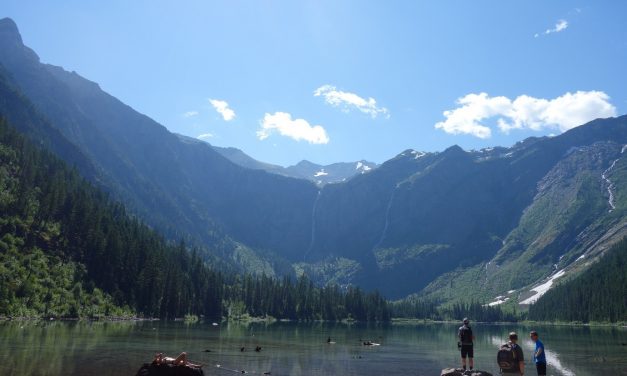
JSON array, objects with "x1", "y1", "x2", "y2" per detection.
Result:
[
  {"x1": 0, "y1": 18, "x2": 326, "y2": 281},
  {"x1": 207, "y1": 139, "x2": 379, "y2": 186},
  {"x1": 1, "y1": 17, "x2": 626, "y2": 307}
]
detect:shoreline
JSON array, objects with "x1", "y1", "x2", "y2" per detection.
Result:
[
  {"x1": 0, "y1": 316, "x2": 160, "y2": 322},
  {"x1": 1, "y1": 316, "x2": 624, "y2": 328},
  {"x1": 391, "y1": 318, "x2": 627, "y2": 327}
]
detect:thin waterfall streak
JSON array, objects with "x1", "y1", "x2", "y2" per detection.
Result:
[
  {"x1": 602, "y1": 158, "x2": 619, "y2": 211},
  {"x1": 303, "y1": 191, "x2": 321, "y2": 262},
  {"x1": 373, "y1": 188, "x2": 396, "y2": 251}
]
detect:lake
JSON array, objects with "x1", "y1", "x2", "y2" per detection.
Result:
[{"x1": 0, "y1": 321, "x2": 625, "y2": 376}]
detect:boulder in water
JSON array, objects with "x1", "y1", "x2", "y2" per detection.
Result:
[
  {"x1": 441, "y1": 368, "x2": 493, "y2": 376},
  {"x1": 136, "y1": 363, "x2": 204, "y2": 376}
]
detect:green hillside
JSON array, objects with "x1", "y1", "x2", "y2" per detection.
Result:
[
  {"x1": 419, "y1": 141, "x2": 627, "y2": 306},
  {"x1": 0, "y1": 117, "x2": 221, "y2": 319},
  {"x1": 529, "y1": 239, "x2": 627, "y2": 323},
  {"x1": 0, "y1": 116, "x2": 390, "y2": 321}
]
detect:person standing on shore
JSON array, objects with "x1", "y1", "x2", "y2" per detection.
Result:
[
  {"x1": 458, "y1": 318, "x2": 475, "y2": 372},
  {"x1": 530, "y1": 331, "x2": 546, "y2": 376},
  {"x1": 498, "y1": 332, "x2": 525, "y2": 375}
]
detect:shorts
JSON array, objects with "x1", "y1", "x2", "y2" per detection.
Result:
[
  {"x1": 460, "y1": 344, "x2": 473, "y2": 358},
  {"x1": 536, "y1": 362, "x2": 547, "y2": 375}
]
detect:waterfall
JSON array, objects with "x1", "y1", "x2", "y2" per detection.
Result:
[
  {"x1": 303, "y1": 191, "x2": 321, "y2": 262},
  {"x1": 372, "y1": 187, "x2": 397, "y2": 251},
  {"x1": 601, "y1": 145, "x2": 626, "y2": 212},
  {"x1": 601, "y1": 160, "x2": 618, "y2": 211}
]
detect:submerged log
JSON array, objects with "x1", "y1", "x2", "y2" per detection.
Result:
[
  {"x1": 136, "y1": 363, "x2": 204, "y2": 376},
  {"x1": 441, "y1": 368, "x2": 493, "y2": 376}
]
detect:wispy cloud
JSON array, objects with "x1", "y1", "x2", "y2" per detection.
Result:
[
  {"x1": 183, "y1": 110, "x2": 199, "y2": 118},
  {"x1": 257, "y1": 112, "x2": 329, "y2": 144},
  {"x1": 197, "y1": 133, "x2": 213, "y2": 140},
  {"x1": 209, "y1": 99, "x2": 236, "y2": 121},
  {"x1": 435, "y1": 91, "x2": 616, "y2": 138},
  {"x1": 535, "y1": 19, "x2": 568, "y2": 38},
  {"x1": 314, "y1": 85, "x2": 389, "y2": 118}
]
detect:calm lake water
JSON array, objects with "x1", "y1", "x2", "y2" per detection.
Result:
[{"x1": 0, "y1": 321, "x2": 625, "y2": 376}]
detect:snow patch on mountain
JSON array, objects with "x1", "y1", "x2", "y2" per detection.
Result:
[
  {"x1": 314, "y1": 169, "x2": 328, "y2": 177},
  {"x1": 520, "y1": 269, "x2": 566, "y2": 305},
  {"x1": 488, "y1": 296, "x2": 509, "y2": 306},
  {"x1": 410, "y1": 150, "x2": 426, "y2": 159},
  {"x1": 356, "y1": 161, "x2": 372, "y2": 173}
]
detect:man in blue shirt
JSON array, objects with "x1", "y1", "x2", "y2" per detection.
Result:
[{"x1": 530, "y1": 331, "x2": 546, "y2": 376}]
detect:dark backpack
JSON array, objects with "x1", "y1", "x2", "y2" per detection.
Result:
[
  {"x1": 459, "y1": 325, "x2": 473, "y2": 344},
  {"x1": 497, "y1": 343, "x2": 518, "y2": 371}
]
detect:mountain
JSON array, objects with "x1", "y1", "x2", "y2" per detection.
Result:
[
  {"x1": 1, "y1": 17, "x2": 626, "y2": 307},
  {"x1": 206, "y1": 142, "x2": 285, "y2": 174},
  {"x1": 0, "y1": 116, "x2": 223, "y2": 319},
  {"x1": 417, "y1": 133, "x2": 627, "y2": 304},
  {"x1": 0, "y1": 116, "x2": 389, "y2": 321},
  {"x1": 0, "y1": 17, "x2": 318, "y2": 275},
  {"x1": 303, "y1": 124, "x2": 627, "y2": 299},
  {"x1": 209, "y1": 140, "x2": 378, "y2": 186},
  {"x1": 283, "y1": 160, "x2": 377, "y2": 186}
]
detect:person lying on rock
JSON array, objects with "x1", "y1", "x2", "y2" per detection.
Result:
[{"x1": 153, "y1": 352, "x2": 201, "y2": 368}]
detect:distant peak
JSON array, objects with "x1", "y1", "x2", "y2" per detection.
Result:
[
  {"x1": 443, "y1": 144, "x2": 466, "y2": 154},
  {"x1": 0, "y1": 17, "x2": 23, "y2": 44},
  {"x1": 295, "y1": 160, "x2": 319, "y2": 168},
  {"x1": 0, "y1": 17, "x2": 40, "y2": 64}
]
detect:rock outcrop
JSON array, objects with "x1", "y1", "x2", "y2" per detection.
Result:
[
  {"x1": 136, "y1": 363, "x2": 204, "y2": 376},
  {"x1": 441, "y1": 368, "x2": 493, "y2": 376}
]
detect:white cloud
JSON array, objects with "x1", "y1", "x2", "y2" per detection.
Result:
[
  {"x1": 257, "y1": 112, "x2": 329, "y2": 144},
  {"x1": 536, "y1": 19, "x2": 568, "y2": 37},
  {"x1": 548, "y1": 19, "x2": 568, "y2": 34},
  {"x1": 197, "y1": 133, "x2": 213, "y2": 140},
  {"x1": 314, "y1": 85, "x2": 389, "y2": 118},
  {"x1": 209, "y1": 99, "x2": 236, "y2": 121},
  {"x1": 183, "y1": 111, "x2": 199, "y2": 118},
  {"x1": 435, "y1": 91, "x2": 616, "y2": 138}
]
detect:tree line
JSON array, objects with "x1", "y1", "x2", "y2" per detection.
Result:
[
  {"x1": 528, "y1": 239, "x2": 627, "y2": 323},
  {"x1": 391, "y1": 298, "x2": 518, "y2": 322},
  {"x1": 0, "y1": 117, "x2": 389, "y2": 321}
]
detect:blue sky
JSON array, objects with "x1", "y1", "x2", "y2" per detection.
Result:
[{"x1": 3, "y1": 1, "x2": 627, "y2": 166}]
